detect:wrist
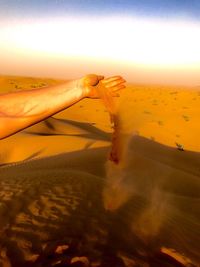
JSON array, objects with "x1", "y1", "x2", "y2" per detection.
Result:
[{"x1": 76, "y1": 78, "x2": 89, "y2": 99}]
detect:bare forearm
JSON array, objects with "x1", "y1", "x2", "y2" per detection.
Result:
[
  {"x1": 0, "y1": 79, "x2": 84, "y2": 139},
  {"x1": 0, "y1": 74, "x2": 126, "y2": 139}
]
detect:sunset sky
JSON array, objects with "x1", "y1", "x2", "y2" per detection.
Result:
[{"x1": 0, "y1": 0, "x2": 200, "y2": 85}]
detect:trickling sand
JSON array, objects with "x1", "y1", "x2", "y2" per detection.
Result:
[{"x1": 0, "y1": 75, "x2": 199, "y2": 266}]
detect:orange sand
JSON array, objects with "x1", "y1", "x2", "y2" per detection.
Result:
[{"x1": 0, "y1": 75, "x2": 199, "y2": 266}]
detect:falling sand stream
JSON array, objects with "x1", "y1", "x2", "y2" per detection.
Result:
[
  {"x1": 97, "y1": 83, "x2": 198, "y2": 267},
  {"x1": 0, "y1": 80, "x2": 199, "y2": 266}
]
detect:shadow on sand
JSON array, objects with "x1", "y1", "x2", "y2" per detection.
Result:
[{"x1": 0, "y1": 135, "x2": 199, "y2": 266}]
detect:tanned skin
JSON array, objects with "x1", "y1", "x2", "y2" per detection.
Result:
[{"x1": 0, "y1": 74, "x2": 126, "y2": 139}]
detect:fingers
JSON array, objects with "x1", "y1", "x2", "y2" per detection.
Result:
[
  {"x1": 102, "y1": 76, "x2": 124, "y2": 84},
  {"x1": 104, "y1": 83, "x2": 126, "y2": 94},
  {"x1": 108, "y1": 84, "x2": 125, "y2": 98},
  {"x1": 105, "y1": 79, "x2": 125, "y2": 89},
  {"x1": 112, "y1": 84, "x2": 126, "y2": 92},
  {"x1": 102, "y1": 76, "x2": 126, "y2": 92}
]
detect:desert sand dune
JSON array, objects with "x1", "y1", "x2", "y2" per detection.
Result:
[
  {"x1": 0, "y1": 138, "x2": 199, "y2": 266},
  {"x1": 0, "y1": 75, "x2": 200, "y2": 266}
]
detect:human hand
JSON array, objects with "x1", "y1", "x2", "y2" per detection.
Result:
[{"x1": 78, "y1": 74, "x2": 126, "y2": 99}]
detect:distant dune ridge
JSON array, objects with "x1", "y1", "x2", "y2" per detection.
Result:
[{"x1": 0, "y1": 75, "x2": 200, "y2": 266}]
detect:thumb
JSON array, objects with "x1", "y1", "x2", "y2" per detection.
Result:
[
  {"x1": 84, "y1": 74, "x2": 104, "y2": 86},
  {"x1": 97, "y1": 75, "x2": 104, "y2": 81}
]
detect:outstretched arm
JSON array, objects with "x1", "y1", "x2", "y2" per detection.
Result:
[{"x1": 0, "y1": 74, "x2": 125, "y2": 139}]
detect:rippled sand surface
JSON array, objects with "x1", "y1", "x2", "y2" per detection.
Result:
[{"x1": 0, "y1": 75, "x2": 199, "y2": 266}]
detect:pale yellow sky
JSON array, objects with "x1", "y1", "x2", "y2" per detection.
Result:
[{"x1": 0, "y1": 16, "x2": 200, "y2": 85}]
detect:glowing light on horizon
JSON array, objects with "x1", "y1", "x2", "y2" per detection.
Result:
[{"x1": 1, "y1": 16, "x2": 200, "y2": 67}]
